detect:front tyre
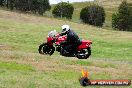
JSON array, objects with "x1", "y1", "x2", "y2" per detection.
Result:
[{"x1": 38, "y1": 43, "x2": 55, "y2": 55}]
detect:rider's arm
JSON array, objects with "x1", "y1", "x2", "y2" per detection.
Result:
[{"x1": 59, "y1": 32, "x2": 66, "y2": 36}]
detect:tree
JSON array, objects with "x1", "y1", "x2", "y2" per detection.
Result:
[
  {"x1": 0, "y1": 0, "x2": 4, "y2": 7},
  {"x1": 80, "y1": 4, "x2": 105, "y2": 27},
  {"x1": 37, "y1": 0, "x2": 51, "y2": 15},
  {"x1": 112, "y1": 0, "x2": 131, "y2": 31},
  {"x1": 128, "y1": 3, "x2": 132, "y2": 31},
  {"x1": 52, "y1": 2, "x2": 74, "y2": 19},
  {"x1": 0, "y1": 0, "x2": 51, "y2": 15}
]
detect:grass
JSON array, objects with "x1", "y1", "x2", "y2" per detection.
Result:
[
  {"x1": 0, "y1": 9, "x2": 132, "y2": 88},
  {"x1": 0, "y1": 62, "x2": 34, "y2": 71}
]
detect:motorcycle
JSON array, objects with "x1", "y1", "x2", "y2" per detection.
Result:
[{"x1": 38, "y1": 30, "x2": 92, "y2": 59}]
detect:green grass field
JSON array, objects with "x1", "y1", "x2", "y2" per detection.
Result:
[{"x1": 0, "y1": 8, "x2": 132, "y2": 88}]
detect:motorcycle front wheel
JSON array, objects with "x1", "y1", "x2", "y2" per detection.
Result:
[{"x1": 38, "y1": 43, "x2": 55, "y2": 55}]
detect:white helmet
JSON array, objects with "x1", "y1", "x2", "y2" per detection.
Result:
[{"x1": 61, "y1": 25, "x2": 70, "y2": 34}]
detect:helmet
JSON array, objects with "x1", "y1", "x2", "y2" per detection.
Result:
[{"x1": 61, "y1": 25, "x2": 70, "y2": 34}]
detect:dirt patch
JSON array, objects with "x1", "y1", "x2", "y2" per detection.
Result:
[{"x1": 0, "y1": 44, "x2": 14, "y2": 50}]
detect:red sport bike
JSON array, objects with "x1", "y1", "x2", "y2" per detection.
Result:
[{"x1": 38, "y1": 30, "x2": 92, "y2": 59}]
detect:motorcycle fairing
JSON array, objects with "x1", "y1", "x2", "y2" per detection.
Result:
[{"x1": 77, "y1": 40, "x2": 92, "y2": 50}]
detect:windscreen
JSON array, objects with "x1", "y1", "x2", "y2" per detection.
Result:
[{"x1": 48, "y1": 30, "x2": 58, "y2": 38}]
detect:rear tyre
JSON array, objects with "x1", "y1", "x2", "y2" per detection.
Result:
[
  {"x1": 85, "y1": 47, "x2": 91, "y2": 59},
  {"x1": 38, "y1": 43, "x2": 55, "y2": 55},
  {"x1": 76, "y1": 47, "x2": 91, "y2": 59}
]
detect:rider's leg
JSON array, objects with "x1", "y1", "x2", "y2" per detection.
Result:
[{"x1": 61, "y1": 45, "x2": 71, "y2": 56}]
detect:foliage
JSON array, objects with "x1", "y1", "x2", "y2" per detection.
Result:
[
  {"x1": 112, "y1": 13, "x2": 119, "y2": 29},
  {"x1": 80, "y1": 4, "x2": 105, "y2": 27},
  {"x1": 112, "y1": 0, "x2": 132, "y2": 31},
  {"x1": 128, "y1": 3, "x2": 132, "y2": 30},
  {"x1": 0, "y1": 0, "x2": 51, "y2": 15},
  {"x1": 52, "y1": 2, "x2": 74, "y2": 19},
  {"x1": 0, "y1": 0, "x2": 4, "y2": 7}
]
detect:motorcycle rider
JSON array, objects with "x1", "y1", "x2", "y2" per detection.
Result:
[{"x1": 60, "y1": 25, "x2": 81, "y2": 56}]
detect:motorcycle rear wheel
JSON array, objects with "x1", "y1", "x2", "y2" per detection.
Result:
[{"x1": 77, "y1": 47, "x2": 91, "y2": 59}]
